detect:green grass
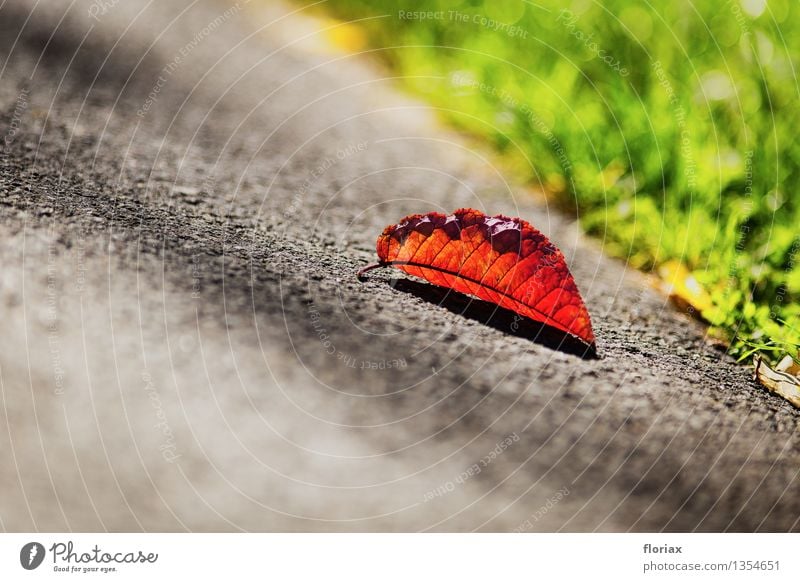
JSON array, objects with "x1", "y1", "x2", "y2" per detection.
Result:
[{"x1": 312, "y1": 0, "x2": 800, "y2": 362}]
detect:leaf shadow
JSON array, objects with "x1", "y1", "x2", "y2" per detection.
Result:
[{"x1": 390, "y1": 278, "x2": 599, "y2": 360}]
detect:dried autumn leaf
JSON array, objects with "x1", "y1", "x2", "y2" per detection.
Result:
[
  {"x1": 775, "y1": 354, "x2": 800, "y2": 376},
  {"x1": 359, "y1": 208, "x2": 595, "y2": 348},
  {"x1": 754, "y1": 354, "x2": 800, "y2": 409}
]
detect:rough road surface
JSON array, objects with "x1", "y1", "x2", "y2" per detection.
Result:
[{"x1": 1, "y1": 0, "x2": 798, "y2": 532}]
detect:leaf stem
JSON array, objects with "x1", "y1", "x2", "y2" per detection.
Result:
[{"x1": 357, "y1": 262, "x2": 387, "y2": 280}]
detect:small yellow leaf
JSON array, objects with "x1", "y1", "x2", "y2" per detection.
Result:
[
  {"x1": 325, "y1": 21, "x2": 367, "y2": 52},
  {"x1": 658, "y1": 260, "x2": 713, "y2": 315}
]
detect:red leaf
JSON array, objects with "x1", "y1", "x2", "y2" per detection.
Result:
[{"x1": 359, "y1": 208, "x2": 595, "y2": 347}]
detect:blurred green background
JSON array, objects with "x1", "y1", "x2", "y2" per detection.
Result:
[{"x1": 311, "y1": 0, "x2": 800, "y2": 361}]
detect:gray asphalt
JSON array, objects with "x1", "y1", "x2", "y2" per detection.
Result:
[{"x1": 1, "y1": 0, "x2": 798, "y2": 532}]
